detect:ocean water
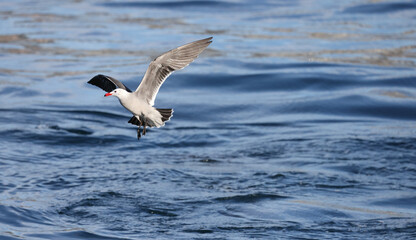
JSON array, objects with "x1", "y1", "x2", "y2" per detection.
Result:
[{"x1": 1, "y1": 0, "x2": 416, "y2": 239}]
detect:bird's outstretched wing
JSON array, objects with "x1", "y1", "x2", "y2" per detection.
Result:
[
  {"x1": 135, "y1": 37, "x2": 212, "y2": 106},
  {"x1": 88, "y1": 74, "x2": 133, "y2": 92}
]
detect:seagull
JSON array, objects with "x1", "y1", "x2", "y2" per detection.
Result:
[{"x1": 88, "y1": 37, "x2": 212, "y2": 140}]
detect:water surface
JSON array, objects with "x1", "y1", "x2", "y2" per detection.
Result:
[{"x1": 1, "y1": 0, "x2": 416, "y2": 239}]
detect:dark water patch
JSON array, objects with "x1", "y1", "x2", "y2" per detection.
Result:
[
  {"x1": 170, "y1": 126, "x2": 214, "y2": 130},
  {"x1": 98, "y1": 191, "x2": 124, "y2": 198},
  {"x1": 343, "y1": 2, "x2": 416, "y2": 14},
  {"x1": 43, "y1": 108, "x2": 128, "y2": 120},
  {"x1": 214, "y1": 193, "x2": 288, "y2": 203},
  {"x1": 48, "y1": 125, "x2": 93, "y2": 135},
  {"x1": 372, "y1": 196, "x2": 416, "y2": 209},
  {"x1": 0, "y1": 206, "x2": 25, "y2": 228},
  {"x1": 252, "y1": 172, "x2": 267, "y2": 177},
  {"x1": 172, "y1": 103, "x2": 255, "y2": 122},
  {"x1": 0, "y1": 108, "x2": 38, "y2": 114},
  {"x1": 239, "y1": 122, "x2": 293, "y2": 127},
  {"x1": 58, "y1": 191, "x2": 184, "y2": 235},
  {"x1": 154, "y1": 132, "x2": 226, "y2": 148},
  {"x1": 275, "y1": 138, "x2": 313, "y2": 143},
  {"x1": 59, "y1": 191, "x2": 126, "y2": 218},
  {"x1": 0, "y1": 235, "x2": 20, "y2": 240},
  {"x1": 216, "y1": 224, "x2": 291, "y2": 233},
  {"x1": 1, "y1": 128, "x2": 130, "y2": 146},
  {"x1": 315, "y1": 184, "x2": 355, "y2": 189},
  {"x1": 331, "y1": 137, "x2": 416, "y2": 155},
  {"x1": 244, "y1": 145, "x2": 285, "y2": 160},
  {"x1": 297, "y1": 118, "x2": 375, "y2": 125},
  {"x1": 0, "y1": 86, "x2": 40, "y2": 97},
  {"x1": 48, "y1": 91, "x2": 70, "y2": 98},
  {"x1": 173, "y1": 73, "x2": 416, "y2": 93},
  {"x1": 199, "y1": 158, "x2": 221, "y2": 163},
  {"x1": 101, "y1": 0, "x2": 236, "y2": 9},
  {"x1": 0, "y1": 182, "x2": 16, "y2": 193},
  {"x1": 276, "y1": 94, "x2": 416, "y2": 120},
  {"x1": 315, "y1": 218, "x2": 416, "y2": 236},
  {"x1": 155, "y1": 168, "x2": 197, "y2": 180},
  {"x1": 217, "y1": 209, "x2": 245, "y2": 219},
  {"x1": 142, "y1": 207, "x2": 178, "y2": 217},
  {"x1": 29, "y1": 230, "x2": 129, "y2": 240},
  {"x1": 0, "y1": 205, "x2": 52, "y2": 228},
  {"x1": 59, "y1": 199, "x2": 100, "y2": 216},
  {"x1": 0, "y1": 107, "x2": 129, "y2": 123},
  {"x1": 317, "y1": 208, "x2": 353, "y2": 219},
  {"x1": 172, "y1": 73, "x2": 355, "y2": 92},
  {"x1": 328, "y1": 164, "x2": 363, "y2": 175},
  {"x1": 248, "y1": 12, "x2": 318, "y2": 20},
  {"x1": 268, "y1": 173, "x2": 286, "y2": 179},
  {"x1": 226, "y1": 60, "x2": 343, "y2": 71},
  {"x1": 36, "y1": 176, "x2": 80, "y2": 191},
  {"x1": 382, "y1": 137, "x2": 416, "y2": 150},
  {"x1": 66, "y1": 116, "x2": 112, "y2": 125},
  {"x1": 102, "y1": 0, "x2": 296, "y2": 13},
  {"x1": 182, "y1": 228, "x2": 214, "y2": 234}
]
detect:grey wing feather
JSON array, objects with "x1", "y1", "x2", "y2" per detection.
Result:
[
  {"x1": 88, "y1": 74, "x2": 132, "y2": 92},
  {"x1": 135, "y1": 37, "x2": 213, "y2": 106}
]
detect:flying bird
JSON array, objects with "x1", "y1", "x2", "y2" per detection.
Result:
[{"x1": 88, "y1": 37, "x2": 213, "y2": 140}]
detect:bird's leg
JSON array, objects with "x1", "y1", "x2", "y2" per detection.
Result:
[
  {"x1": 143, "y1": 123, "x2": 147, "y2": 136},
  {"x1": 137, "y1": 126, "x2": 141, "y2": 140},
  {"x1": 137, "y1": 117, "x2": 143, "y2": 140}
]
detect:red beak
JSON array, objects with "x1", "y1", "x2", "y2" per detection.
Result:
[{"x1": 104, "y1": 92, "x2": 112, "y2": 97}]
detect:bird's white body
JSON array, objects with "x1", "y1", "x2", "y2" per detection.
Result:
[{"x1": 110, "y1": 89, "x2": 164, "y2": 127}]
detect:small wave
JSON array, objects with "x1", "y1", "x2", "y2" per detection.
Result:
[
  {"x1": 43, "y1": 108, "x2": 128, "y2": 120},
  {"x1": 372, "y1": 196, "x2": 416, "y2": 209},
  {"x1": 35, "y1": 176, "x2": 81, "y2": 191},
  {"x1": 141, "y1": 207, "x2": 178, "y2": 217},
  {"x1": 152, "y1": 132, "x2": 226, "y2": 148},
  {"x1": 172, "y1": 72, "x2": 416, "y2": 93},
  {"x1": 198, "y1": 158, "x2": 221, "y2": 163},
  {"x1": 0, "y1": 86, "x2": 40, "y2": 97},
  {"x1": 226, "y1": 60, "x2": 341, "y2": 71},
  {"x1": 0, "y1": 205, "x2": 52, "y2": 228},
  {"x1": 182, "y1": 228, "x2": 214, "y2": 234},
  {"x1": 268, "y1": 173, "x2": 286, "y2": 179},
  {"x1": 1, "y1": 128, "x2": 129, "y2": 146},
  {"x1": 48, "y1": 125, "x2": 93, "y2": 135},
  {"x1": 274, "y1": 94, "x2": 416, "y2": 120},
  {"x1": 343, "y1": 2, "x2": 416, "y2": 14},
  {"x1": 214, "y1": 193, "x2": 288, "y2": 203},
  {"x1": 315, "y1": 184, "x2": 355, "y2": 189},
  {"x1": 0, "y1": 107, "x2": 129, "y2": 121},
  {"x1": 101, "y1": 0, "x2": 236, "y2": 9},
  {"x1": 33, "y1": 230, "x2": 129, "y2": 240}
]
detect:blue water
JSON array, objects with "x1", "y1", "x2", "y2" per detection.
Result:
[{"x1": 1, "y1": 0, "x2": 416, "y2": 239}]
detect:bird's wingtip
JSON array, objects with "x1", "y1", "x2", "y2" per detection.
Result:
[{"x1": 87, "y1": 74, "x2": 101, "y2": 84}]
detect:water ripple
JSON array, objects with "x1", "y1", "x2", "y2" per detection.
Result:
[{"x1": 1, "y1": 0, "x2": 416, "y2": 239}]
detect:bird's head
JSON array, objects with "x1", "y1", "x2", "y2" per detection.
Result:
[{"x1": 104, "y1": 88, "x2": 128, "y2": 99}]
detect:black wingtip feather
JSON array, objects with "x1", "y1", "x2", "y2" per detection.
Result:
[
  {"x1": 88, "y1": 74, "x2": 118, "y2": 92},
  {"x1": 88, "y1": 74, "x2": 133, "y2": 93}
]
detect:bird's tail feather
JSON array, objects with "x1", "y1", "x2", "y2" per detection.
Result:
[{"x1": 157, "y1": 108, "x2": 173, "y2": 122}]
